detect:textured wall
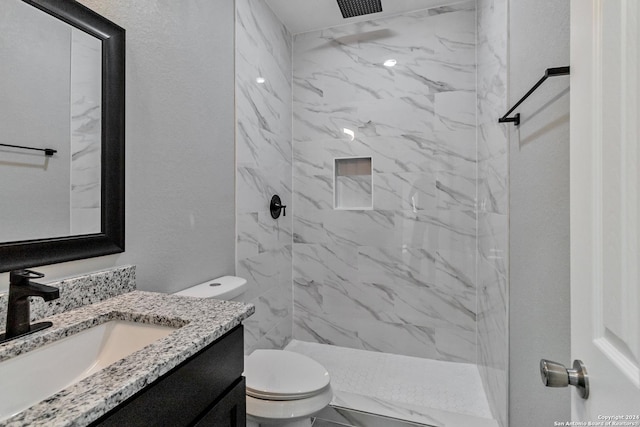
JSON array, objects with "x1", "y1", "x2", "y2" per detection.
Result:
[
  {"x1": 476, "y1": 0, "x2": 509, "y2": 425},
  {"x1": 291, "y1": 3, "x2": 478, "y2": 362},
  {"x1": 508, "y1": 0, "x2": 571, "y2": 425},
  {"x1": 235, "y1": 0, "x2": 294, "y2": 354},
  {"x1": 0, "y1": 0, "x2": 237, "y2": 293}
]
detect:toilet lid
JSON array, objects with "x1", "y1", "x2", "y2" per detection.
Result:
[
  {"x1": 173, "y1": 276, "x2": 247, "y2": 300},
  {"x1": 244, "y1": 350, "x2": 330, "y2": 401}
]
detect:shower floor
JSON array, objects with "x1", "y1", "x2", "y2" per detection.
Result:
[{"x1": 284, "y1": 340, "x2": 498, "y2": 427}]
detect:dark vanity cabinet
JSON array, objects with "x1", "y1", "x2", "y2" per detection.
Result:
[{"x1": 91, "y1": 326, "x2": 245, "y2": 427}]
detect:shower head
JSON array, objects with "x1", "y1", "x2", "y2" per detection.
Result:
[{"x1": 336, "y1": 0, "x2": 383, "y2": 19}]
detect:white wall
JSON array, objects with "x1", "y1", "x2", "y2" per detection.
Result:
[
  {"x1": 0, "y1": 0, "x2": 236, "y2": 293},
  {"x1": 509, "y1": 0, "x2": 571, "y2": 425}
]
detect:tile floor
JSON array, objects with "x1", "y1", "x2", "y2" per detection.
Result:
[
  {"x1": 286, "y1": 340, "x2": 498, "y2": 427},
  {"x1": 312, "y1": 407, "x2": 437, "y2": 427}
]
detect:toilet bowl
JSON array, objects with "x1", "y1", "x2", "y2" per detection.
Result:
[
  {"x1": 245, "y1": 349, "x2": 332, "y2": 426},
  {"x1": 174, "y1": 276, "x2": 333, "y2": 427}
]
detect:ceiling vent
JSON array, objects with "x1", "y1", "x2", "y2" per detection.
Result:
[{"x1": 336, "y1": 0, "x2": 383, "y2": 18}]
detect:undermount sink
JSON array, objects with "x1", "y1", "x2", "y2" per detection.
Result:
[{"x1": 0, "y1": 320, "x2": 177, "y2": 421}]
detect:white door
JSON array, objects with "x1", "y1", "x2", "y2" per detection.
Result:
[{"x1": 570, "y1": 0, "x2": 640, "y2": 418}]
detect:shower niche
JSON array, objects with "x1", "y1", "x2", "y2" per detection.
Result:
[{"x1": 334, "y1": 157, "x2": 372, "y2": 210}]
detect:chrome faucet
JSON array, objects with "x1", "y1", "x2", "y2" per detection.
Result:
[{"x1": 1, "y1": 270, "x2": 60, "y2": 343}]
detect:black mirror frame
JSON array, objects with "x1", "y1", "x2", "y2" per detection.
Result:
[{"x1": 0, "y1": 0, "x2": 125, "y2": 272}]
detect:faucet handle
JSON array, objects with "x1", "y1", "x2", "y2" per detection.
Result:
[
  {"x1": 10, "y1": 269, "x2": 45, "y2": 284},
  {"x1": 20, "y1": 270, "x2": 45, "y2": 279}
]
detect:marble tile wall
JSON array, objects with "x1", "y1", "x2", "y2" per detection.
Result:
[
  {"x1": 70, "y1": 28, "x2": 102, "y2": 235},
  {"x1": 477, "y1": 0, "x2": 509, "y2": 425},
  {"x1": 235, "y1": 0, "x2": 294, "y2": 354},
  {"x1": 291, "y1": 3, "x2": 478, "y2": 363}
]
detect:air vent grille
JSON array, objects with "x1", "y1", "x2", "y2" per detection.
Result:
[{"x1": 336, "y1": 0, "x2": 383, "y2": 18}]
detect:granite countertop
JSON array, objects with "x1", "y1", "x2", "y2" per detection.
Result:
[{"x1": 0, "y1": 291, "x2": 254, "y2": 427}]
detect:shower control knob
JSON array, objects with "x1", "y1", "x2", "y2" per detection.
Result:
[
  {"x1": 540, "y1": 359, "x2": 589, "y2": 399},
  {"x1": 270, "y1": 195, "x2": 287, "y2": 219}
]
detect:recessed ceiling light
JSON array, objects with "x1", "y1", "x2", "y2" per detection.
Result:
[
  {"x1": 383, "y1": 59, "x2": 397, "y2": 67},
  {"x1": 256, "y1": 77, "x2": 266, "y2": 84},
  {"x1": 343, "y1": 128, "x2": 355, "y2": 141}
]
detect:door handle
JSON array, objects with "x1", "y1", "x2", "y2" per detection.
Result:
[{"x1": 540, "y1": 359, "x2": 589, "y2": 399}]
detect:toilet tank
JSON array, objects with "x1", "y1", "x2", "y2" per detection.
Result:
[{"x1": 173, "y1": 276, "x2": 247, "y2": 301}]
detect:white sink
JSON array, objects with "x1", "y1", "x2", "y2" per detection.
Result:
[{"x1": 0, "y1": 320, "x2": 177, "y2": 421}]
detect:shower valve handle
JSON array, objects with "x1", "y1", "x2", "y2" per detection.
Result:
[{"x1": 270, "y1": 195, "x2": 286, "y2": 219}]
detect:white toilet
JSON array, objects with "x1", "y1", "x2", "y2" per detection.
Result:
[{"x1": 174, "y1": 276, "x2": 332, "y2": 427}]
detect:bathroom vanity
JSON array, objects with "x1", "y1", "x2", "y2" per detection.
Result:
[
  {"x1": 0, "y1": 288, "x2": 254, "y2": 426},
  {"x1": 92, "y1": 326, "x2": 245, "y2": 426}
]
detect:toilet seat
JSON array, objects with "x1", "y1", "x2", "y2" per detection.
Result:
[{"x1": 245, "y1": 350, "x2": 330, "y2": 401}]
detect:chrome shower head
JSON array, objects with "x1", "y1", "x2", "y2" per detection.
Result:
[{"x1": 336, "y1": 0, "x2": 383, "y2": 18}]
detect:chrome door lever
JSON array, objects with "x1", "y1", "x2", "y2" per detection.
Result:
[{"x1": 540, "y1": 359, "x2": 589, "y2": 399}]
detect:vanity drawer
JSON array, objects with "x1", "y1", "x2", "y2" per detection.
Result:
[
  {"x1": 91, "y1": 325, "x2": 244, "y2": 427},
  {"x1": 194, "y1": 377, "x2": 246, "y2": 427}
]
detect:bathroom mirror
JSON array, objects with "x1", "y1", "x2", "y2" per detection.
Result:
[{"x1": 0, "y1": 0, "x2": 125, "y2": 272}]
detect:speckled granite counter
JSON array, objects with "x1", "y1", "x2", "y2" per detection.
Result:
[
  {"x1": 0, "y1": 291, "x2": 254, "y2": 427},
  {"x1": 0, "y1": 266, "x2": 136, "y2": 331}
]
